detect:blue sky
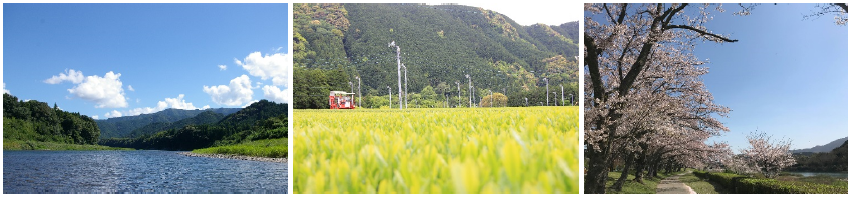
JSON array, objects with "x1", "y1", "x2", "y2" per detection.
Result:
[
  {"x1": 693, "y1": 4, "x2": 848, "y2": 151},
  {"x1": 3, "y1": 3, "x2": 290, "y2": 119}
]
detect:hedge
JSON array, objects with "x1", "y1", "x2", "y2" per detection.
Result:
[{"x1": 693, "y1": 171, "x2": 847, "y2": 194}]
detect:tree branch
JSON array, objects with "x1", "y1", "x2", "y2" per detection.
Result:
[
  {"x1": 585, "y1": 34, "x2": 606, "y2": 105},
  {"x1": 664, "y1": 25, "x2": 739, "y2": 42},
  {"x1": 834, "y1": 3, "x2": 848, "y2": 13}
]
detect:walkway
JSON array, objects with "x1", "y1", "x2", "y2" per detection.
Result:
[{"x1": 655, "y1": 170, "x2": 697, "y2": 194}]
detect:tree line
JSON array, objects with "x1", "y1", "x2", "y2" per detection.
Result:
[
  {"x1": 99, "y1": 100, "x2": 288, "y2": 151},
  {"x1": 294, "y1": 3, "x2": 578, "y2": 109},
  {"x1": 3, "y1": 93, "x2": 100, "y2": 145}
]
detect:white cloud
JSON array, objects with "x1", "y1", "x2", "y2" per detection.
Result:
[
  {"x1": 3, "y1": 82, "x2": 9, "y2": 94},
  {"x1": 44, "y1": 69, "x2": 84, "y2": 84},
  {"x1": 202, "y1": 105, "x2": 211, "y2": 110},
  {"x1": 203, "y1": 75, "x2": 254, "y2": 106},
  {"x1": 103, "y1": 94, "x2": 202, "y2": 118},
  {"x1": 262, "y1": 85, "x2": 290, "y2": 104},
  {"x1": 235, "y1": 52, "x2": 290, "y2": 86},
  {"x1": 243, "y1": 100, "x2": 260, "y2": 108},
  {"x1": 219, "y1": 65, "x2": 227, "y2": 71},
  {"x1": 92, "y1": 115, "x2": 99, "y2": 120},
  {"x1": 105, "y1": 110, "x2": 123, "y2": 118},
  {"x1": 162, "y1": 94, "x2": 198, "y2": 110},
  {"x1": 67, "y1": 71, "x2": 128, "y2": 108},
  {"x1": 127, "y1": 85, "x2": 135, "y2": 91}
]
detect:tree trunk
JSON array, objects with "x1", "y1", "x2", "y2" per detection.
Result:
[
  {"x1": 611, "y1": 153, "x2": 634, "y2": 192},
  {"x1": 585, "y1": 147, "x2": 613, "y2": 193},
  {"x1": 633, "y1": 146, "x2": 648, "y2": 183}
]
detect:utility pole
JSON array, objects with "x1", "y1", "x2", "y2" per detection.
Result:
[
  {"x1": 387, "y1": 86, "x2": 392, "y2": 108},
  {"x1": 525, "y1": 97, "x2": 528, "y2": 107},
  {"x1": 402, "y1": 63, "x2": 408, "y2": 109},
  {"x1": 466, "y1": 74, "x2": 472, "y2": 108},
  {"x1": 489, "y1": 89, "x2": 493, "y2": 107},
  {"x1": 553, "y1": 92, "x2": 558, "y2": 106},
  {"x1": 356, "y1": 76, "x2": 361, "y2": 108},
  {"x1": 561, "y1": 85, "x2": 564, "y2": 106},
  {"x1": 570, "y1": 94, "x2": 574, "y2": 106},
  {"x1": 389, "y1": 41, "x2": 402, "y2": 109},
  {"x1": 544, "y1": 77, "x2": 549, "y2": 107},
  {"x1": 455, "y1": 81, "x2": 460, "y2": 108}
]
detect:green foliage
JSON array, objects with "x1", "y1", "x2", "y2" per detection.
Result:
[
  {"x1": 681, "y1": 171, "x2": 728, "y2": 194},
  {"x1": 3, "y1": 93, "x2": 99, "y2": 145},
  {"x1": 293, "y1": 3, "x2": 579, "y2": 108},
  {"x1": 96, "y1": 107, "x2": 240, "y2": 139},
  {"x1": 4, "y1": 140, "x2": 131, "y2": 150},
  {"x1": 604, "y1": 171, "x2": 670, "y2": 194},
  {"x1": 790, "y1": 141, "x2": 848, "y2": 172},
  {"x1": 99, "y1": 100, "x2": 288, "y2": 151},
  {"x1": 479, "y1": 92, "x2": 508, "y2": 107},
  {"x1": 698, "y1": 171, "x2": 847, "y2": 194},
  {"x1": 294, "y1": 107, "x2": 579, "y2": 194},
  {"x1": 193, "y1": 138, "x2": 287, "y2": 158}
]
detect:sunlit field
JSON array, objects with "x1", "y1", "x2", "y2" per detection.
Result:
[{"x1": 294, "y1": 107, "x2": 579, "y2": 194}]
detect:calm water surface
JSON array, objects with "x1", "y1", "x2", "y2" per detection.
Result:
[
  {"x1": 3, "y1": 150, "x2": 287, "y2": 194},
  {"x1": 789, "y1": 171, "x2": 848, "y2": 179}
]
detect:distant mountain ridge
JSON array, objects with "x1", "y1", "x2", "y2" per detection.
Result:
[
  {"x1": 791, "y1": 137, "x2": 848, "y2": 153},
  {"x1": 96, "y1": 108, "x2": 241, "y2": 139},
  {"x1": 98, "y1": 100, "x2": 288, "y2": 151}
]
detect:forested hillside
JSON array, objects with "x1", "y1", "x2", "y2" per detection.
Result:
[
  {"x1": 294, "y1": 3, "x2": 579, "y2": 108},
  {"x1": 97, "y1": 107, "x2": 240, "y2": 139},
  {"x1": 99, "y1": 100, "x2": 287, "y2": 151},
  {"x1": 790, "y1": 141, "x2": 848, "y2": 172},
  {"x1": 3, "y1": 93, "x2": 100, "y2": 145},
  {"x1": 124, "y1": 111, "x2": 226, "y2": 139}
]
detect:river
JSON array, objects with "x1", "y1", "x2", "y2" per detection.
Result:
[
  {"x1": 3, "y1": 150, "x2": 287, "y2": 194},
  {"x1": 788, "y1": 171, "x2": 848, "y2": 179}
]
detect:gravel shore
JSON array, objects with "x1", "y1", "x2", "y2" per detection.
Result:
[{"x1": 179, "y1": 152, "x2": 287, "y2": 163}]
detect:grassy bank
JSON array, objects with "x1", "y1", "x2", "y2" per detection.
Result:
[
  {"x1": 679, "y1": 171, "x2": 728, "y2": 194},
  {"x1": 192, "y1": 137, "x2": 287, "y2": 158},
  {"x1": 4, "y1": 140, "x2": 133, "y2": 150},
  {"x1": 604, "y1": 171, "x2": 673, "y2": 194},
  {"x1": 693, "y1": 171, "x2": 847, "y2": 194},
  {"x1": 776, "y1": 173, "x2": 847, "y2": 188}
]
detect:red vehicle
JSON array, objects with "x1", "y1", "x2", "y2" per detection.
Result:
[{"x1": 329, "y1": 91, "x2": 356, "y2": 109}]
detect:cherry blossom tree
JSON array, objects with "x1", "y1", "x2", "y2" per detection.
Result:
[
  {"x1": 584, "y1": 3, "x2": 736, "y2": 193},
  {"x1": 741, "y1": 131, "x2": 797, "y2": 178}
]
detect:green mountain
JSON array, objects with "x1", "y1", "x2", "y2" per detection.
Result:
[
  {"x1": 294, "y1": 3, "x2": 579, "y2": 109},
  {"x1": 791, "y1": 140, "x2": 848, "y2": 172},
  {"x1": 99, "y1": 100, "x2": 287, "y2": 151},
  {"x1": 3, "y1": 93, "x2": 100, "y2": 145},
  {"x1": 96, "y1": 107, "x2": 241, "y2": 139},
  {"x1": 124, "y1": 110, "x2": 226, "y2": 139}
]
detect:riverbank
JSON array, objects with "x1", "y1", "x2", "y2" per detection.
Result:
[
  {"x1": 191, "y1": 138, "x2": 287, "y2": 158},
  {"x1": 179, "y1": 152, "x2": 286, "y2": 163},
  {"x1": 4, "y1": 140, "x2": 133, "y2": 150}
]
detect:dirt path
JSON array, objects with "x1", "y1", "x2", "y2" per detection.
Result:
[{"x1": 656, "y1": 171, "x2": 697, "y2": 194}]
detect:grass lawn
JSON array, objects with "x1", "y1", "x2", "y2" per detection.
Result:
[
  {"x1": 192, "y1": 137, "x2": 287, "y2": 158},
  {"x1": 3, "y1": 140, "x2": 132, "y2": 150},
  {"x1": 776, "y1": 174, "x2": 848, "y2": 188},
  {"x1": 679, "y1": 171, "x2": 729, "y2": 194},
  {"x1": 604, "y1": 171, "x2": 672, "y2": 194}
]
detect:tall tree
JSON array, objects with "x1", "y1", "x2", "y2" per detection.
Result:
[{"x1": 583, "y1": 3, "x2": 736, "y2": 193}]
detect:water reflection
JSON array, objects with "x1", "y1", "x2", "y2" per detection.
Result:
[{"x1": 3, "y1": 150, "x2": 287, "y2": 194}]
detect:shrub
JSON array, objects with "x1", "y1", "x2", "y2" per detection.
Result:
[{"x1": 703, "y1": 172, "x2": 847, "y2": 194}]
